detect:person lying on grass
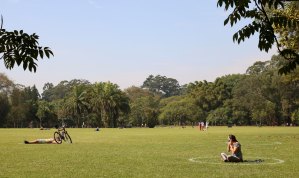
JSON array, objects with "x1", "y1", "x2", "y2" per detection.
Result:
[
  {"x1": 220, "y1": 134, "x2": 243, "y2": 162},
  {"x1": 24, "y1": 138, "x2": 58, "y2": 144},
  {"x1": 40, "y1": 127, "x2": 50, "y2": 130}
]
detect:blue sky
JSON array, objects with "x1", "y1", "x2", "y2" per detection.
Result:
[{"x1": 0, "y1": 0, "x2": 276, "y2": 92}]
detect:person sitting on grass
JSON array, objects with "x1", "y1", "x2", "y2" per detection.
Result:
[
  {"x1": 220, "y1": 134, "x2": 243, "y2": 162},
  {"x1": 24, "y1": 138, "x2": 58, "y2": 144}
]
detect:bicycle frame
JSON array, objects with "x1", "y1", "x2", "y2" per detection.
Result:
[{"x1": 54, "y1": 126, "x2": 72, "y2": 144}]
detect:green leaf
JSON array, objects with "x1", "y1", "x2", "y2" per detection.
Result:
[
  {"x1": 23, "y1": 59, "x2": 28, "y2": 70},
  {"x1": 32, "y1": 49, "x2": 38, "y2": 59},
  {"x1": 224, "y1": 17, "x2": 229, "y2": 26},
  {"x1": 233, "y1": 33, "x2": 238, "y2": 42},
  {"x1": 217, "y1": 0, "x2": 223, "y2": 7},
  {"x1": 45, "y1": 50, "x2": 49, "y2": 58},
  {"x1": 39, "y1": 49, "x2": 44, "y2": 59},
  {"x1": 49, "y1": 50, "x2": 54, "y2": 56},
  {"x1": 230, "y1": 15, "x2": 234, "y2": 26}
]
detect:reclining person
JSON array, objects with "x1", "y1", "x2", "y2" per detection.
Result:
[{"x1": 24, "y1": 138, "x2": 58, "y2": 144}]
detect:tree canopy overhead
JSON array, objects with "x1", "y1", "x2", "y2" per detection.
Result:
[
  {"x1": 217, "y1": 0, "x2": 299, "y2": 74},
  {"x1": 0, "y1": 16, "x2": 53, "y2": 72}
]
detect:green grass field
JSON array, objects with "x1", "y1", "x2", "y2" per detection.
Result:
[{"x1": 0, "y1": 126, "x2": 298, "y2": 178}]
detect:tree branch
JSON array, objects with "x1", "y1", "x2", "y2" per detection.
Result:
[{"x1": 254, "y1": 0, "x2": 283, "y2": 54}]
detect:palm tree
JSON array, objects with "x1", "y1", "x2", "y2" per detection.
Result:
[
  {"x1": 65, "y1": 85, "x2": 89, "y2": 127},
  {"x1": 90, "y1": 82, "x2": 130, "y2": 128}
]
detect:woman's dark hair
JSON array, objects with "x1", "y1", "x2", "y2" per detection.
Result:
[{"x1": 229, "y1": 134, "x2": 238, "y2": 142}]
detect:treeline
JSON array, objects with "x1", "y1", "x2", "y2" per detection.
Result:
[{"x1": 0, "y1": 55, "x2": 299, "y2": 128}]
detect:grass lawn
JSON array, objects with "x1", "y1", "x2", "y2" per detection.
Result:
[{"x1": 0, "y1": 126, "x2": 298, "y2": 178}]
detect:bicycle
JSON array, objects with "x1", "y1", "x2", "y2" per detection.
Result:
[{"x1": 53, "y1": 125, "x2": 72, "y2": 144}]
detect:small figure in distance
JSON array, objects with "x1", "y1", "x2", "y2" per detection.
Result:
[
  {"x1": 205, "y1": 121, "x2": 209, "y2": 131},
  {"x1": 95, "y1": 127, "x2": 100, "y2": 131},
  {"x1": 40, "y1": 126, "x2": 50, "y2": 130},
  {"x1": 220, "y1": 134, "x2": 243, "y2": 162},
  {"x1": 24, "y1": 138, "x2": 58, "y2": 144}
]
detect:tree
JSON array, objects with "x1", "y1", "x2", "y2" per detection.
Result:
[
  {"x1": 0, "y1": 73, "x2": 14, "y2": 127},
  {"x1": 272, "y1": 1, "x2": 299, "y2": 73},
  {"x1": 246, "y1": 61, "x2": 271, "y2": 75},
  {"x1": 41, "y1": 79, "x2": 90, "y2": 101},
  {"x1": 186, "y1": 75, "x2": 242, "y2": 120},
  {"x1": 89, "y1": 82, "x2": 130, "y2": 128},
  {"x1": 142, "y1": 75, "x2": 181, "y2": 97},
  {"x1": 125, "y1": 86, "x2": 160, "y2": 127},
  {"x1": 7, "y1": 87, "x2": 27, "y2": 127},
  {"x1": 41, "y1": 82, "x2": 54, "y2": 101},
  {"x1": 159, "y1": 96, "x2": 202, "y2": 126},
  {"x1": 188, "y1": 81, "x2": 218, "y2": 110},
  {"x1": 291, "y1": 109, "x2": 299, "y2": 125},
  {"x1": 273, "y1": 1, "x2": 299, "y2": 53},
  {"x1": 207, "y1": 107, "x2": 230, "y2": 125},
  {"x1": 130, "y1": 96, "x2": 159, "y2": 128},
  {"x1": 0, "y1": 93, "x2": 10, "y2": 127},
  {"x1": 36, "y1": 100, "x2": 51, "y2": 127},
  {"x1": 23, "y1": 86, "x2": 40, "y2": 127},
  {"x1": 65, "y1": 85, "x2": 89, "y2": 128},
  {"x1": 217, "y1": 0, "x2": 299, "y2": 73},
  {"x1": 0, "y1": 16, "x2": 53, "y2": 72},
  {"x1": 0, "y1": 73, "x2": 14, "y2": 94},
  {"x1": 52, "y1": 99, "x2": 72, "y2": 126},
  {"x1": 124, "y1": 86, "x2": 153, "y2": 101}
]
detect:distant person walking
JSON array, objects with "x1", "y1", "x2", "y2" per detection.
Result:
[
  {"x1": 201, "y1": 122, "x2": 205, "y2": 131},
  {"x1": 198, "y1": 122, "x2": 202, "y2": 130},
  {"x1": 205, "y1": 121, "x2": 209, "y2": 131}
]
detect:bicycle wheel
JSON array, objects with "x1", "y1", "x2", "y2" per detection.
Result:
[
  {"x1": 64, "y1": 133, "x2": 72, "y2": 144},
  {"x1": 54, "y1": 131, "x2": 62, "y2": 144}
]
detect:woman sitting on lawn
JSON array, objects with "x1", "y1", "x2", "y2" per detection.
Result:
[{"x1": 220, "y1": 134, "x2": 243, "y2": 162}]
